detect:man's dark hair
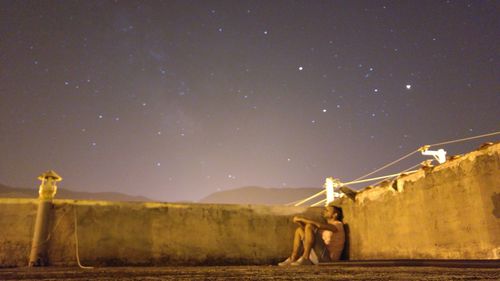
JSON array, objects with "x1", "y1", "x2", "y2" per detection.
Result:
[
  {"x1": 333, "y1": 206, "x2": 343, "y2": 221},
  {"x1": 328, "y1": 204, "x2": 343, "y2": 221}
]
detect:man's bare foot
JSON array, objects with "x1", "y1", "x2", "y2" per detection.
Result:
[
  {"x1": 278, "y1": 257, "x2": 294, "y2": 266},
  {"x1": 291, "y1": 256, "x2": 313, "y2": 266}
]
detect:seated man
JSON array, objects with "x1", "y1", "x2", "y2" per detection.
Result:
[{"x1": 279, "y1": 204, "x2": 345, "y2": 266}]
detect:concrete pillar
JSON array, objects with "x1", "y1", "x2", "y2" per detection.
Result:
[
  {"x1": 28, "y1": 170, "x2": 61, "y2": 267},
  {"x1": 325, "y1": 177, "x2": 344, "y2": 205},
  {"x1": 324, "y1": 177, "x2": 335, "y2": 205}
]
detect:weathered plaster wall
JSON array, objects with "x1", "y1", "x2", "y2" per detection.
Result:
[
  {"x1": 0, "y1": 143, "x2": 498, "y2": 267},
  {"x1": 0, "y1": 199, "x2": 37, "y2": 267},
  {"x1": 338, "y1": 143, "x2": 500, "y2": 260},
  {"x1": 0, "y1": 199, "x2": 312, "y2": 267}
]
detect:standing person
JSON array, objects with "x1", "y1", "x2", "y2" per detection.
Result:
[{"x1": 278, "y1": 204, "x2": 345, "y2": 266}]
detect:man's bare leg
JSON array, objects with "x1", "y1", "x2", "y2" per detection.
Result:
[
  {"x1": 279, "y1": 226, "x2": 305, "y2": 266},
  {"x1": 301, "y1": 223, "x2": 316, "y2": 260},
  {"x1": 280, "y1": 223, "x2": 315, "y2": 266},
  {"x1": 290, "y1": 226, "x2": 304, "y2": 261}
]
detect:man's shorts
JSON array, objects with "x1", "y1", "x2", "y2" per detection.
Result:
[{"x1": 309, "y1": 229, "x2": 331, "y2": 265}]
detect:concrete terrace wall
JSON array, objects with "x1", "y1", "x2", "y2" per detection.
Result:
[
  {"x1": 0, "y1": 199, "x2": 37, "y2": 267},
  {"x1": 338, "y1": 142, "x2": 500, "y2": 260},
  {"x1": 0, "y1": 199, "x2": 312, "y2": 267},
  {"x1": 0, "y1": 143, "x2": 498, "y2": 267}
]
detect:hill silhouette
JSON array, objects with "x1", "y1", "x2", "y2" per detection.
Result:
[
  {"x1": 199, "y1": 186, "x2": 322, "y2": 205},
  {"x1": 0, "y1": 183, "x2": 151, "y2": 202},
  {"x1": 1, "y1": 183, "x2": 323, "y2": 205}
]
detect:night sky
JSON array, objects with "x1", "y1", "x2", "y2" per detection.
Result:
[{"x1": 1, "y1": 1, "x2": 499, "y2": 202}]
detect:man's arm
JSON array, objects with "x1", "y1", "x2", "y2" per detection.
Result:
[{"x1": 293, "y1": 216, "x2": 340, "y2": 232}]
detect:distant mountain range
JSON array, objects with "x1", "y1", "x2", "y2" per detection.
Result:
[
  {"x1": 0, "y1": 183, "x2": 322, "y2": 205},
  {"x1": 0, "y1": 183, "x2": 151, "y2": 202},
  {"x1": 199, "y1": 186, "x2": 322, "y2": 205}
]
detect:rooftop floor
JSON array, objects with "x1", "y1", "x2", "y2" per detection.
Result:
[{"x1": 2, "y1": 262, "x2": 499, "y2": 281}]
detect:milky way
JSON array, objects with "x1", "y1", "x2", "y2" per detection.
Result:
[{"x1": 1, "y1": 1, "x2": 498, "y2": 202}]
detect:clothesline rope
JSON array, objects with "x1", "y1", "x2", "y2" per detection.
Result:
[
  {"x1": 428, "y1": 131, "x2": 499, "y2": 147},
  {"x1": 308, "y1": 162, "x2": 422, "y2": 207},
  {"x1": 74, "y1": 206, "x2": 94, "y2": 269},
  {"x1": 351, "y1": 149, "x2": 419, "y2": 182},
  {"x1": 291, "y1": 130, "x2": 499, "y2": 207},
  {"x1": 292, "y1": 190, "x2": 326, "y2": 206}
]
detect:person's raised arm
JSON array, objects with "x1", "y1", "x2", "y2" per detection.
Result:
[
  {"x1": 293, "y1": 216, "x2": 341, "y2": 232},
  {"x1": 315, "y1": 222, "x2": 340, "y2": 232}
]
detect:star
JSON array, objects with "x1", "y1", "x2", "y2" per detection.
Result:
[{"x1": 3, "y1": 0, "x2": 497, "y2": 205}]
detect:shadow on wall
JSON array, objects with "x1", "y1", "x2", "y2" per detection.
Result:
[
  {"x1": 341, "y1": 223, "x2": 350, "y2": 260},
  {"x1": 492, "y1": 193, "x2": 500, "y2": 218}
]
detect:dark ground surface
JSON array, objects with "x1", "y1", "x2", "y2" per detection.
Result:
[{"x1": 1, "y1": 264, "x2": 499, "y2": 281}]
